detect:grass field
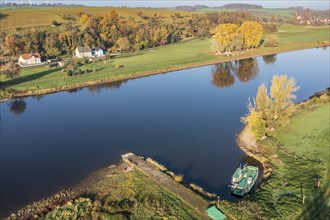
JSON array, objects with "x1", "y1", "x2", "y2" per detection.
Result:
[
  {"x1": 0, "y1": 6, "x2": 190, "y2": 30},
  {"x1": 276, "y1": 102, "x2": 330, "y2": 180},
  {"x1": 196, "y1": 8, "x2": 294, "y2": 17},
  {"x1": 0, "y1": 24, "x2": 329, "y2": 100}
]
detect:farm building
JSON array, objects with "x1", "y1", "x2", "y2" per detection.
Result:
[
  {"x1": 92, "y1": 47, "x2": 104, "y2": 57},
  {"x1": 18, "y1": 53, "x2": 42, "y2": 66},
  {"x1": 75, "y1": 47, "x2": 92, "y2": 58}
]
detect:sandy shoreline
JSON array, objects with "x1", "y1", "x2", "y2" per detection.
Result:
[
  {"x1": 1, "y1": 43, "x2": 329, "y2": 103},
  {"x1": 236, "y1": 125, "x2": 272, "y2": 179}
]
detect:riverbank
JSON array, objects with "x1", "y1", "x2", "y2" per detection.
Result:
[
  {"x1": 236, "y1": 92, "x2": 330, "y2": 219},
  {"x1": 1, "y1": 24, "x2": 329, "y2": 102},
  {"x1": 5, "y1": 159, "x2": 208, "y2": 219}
]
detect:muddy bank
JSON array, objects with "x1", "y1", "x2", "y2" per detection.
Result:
[{"x1": 236, "y1": 125, "x2": 272, "y2": 179}]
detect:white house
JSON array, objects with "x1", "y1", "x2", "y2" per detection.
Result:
[
  {"x1": 18, "y1": 53, "x2": 42, "y2": 66},
  {"x1": 75, "y1": 47, "x2": 92, "y2": 58},
  {"x1": 92, "y1": 47, "x2": 104, "y2": 57}
]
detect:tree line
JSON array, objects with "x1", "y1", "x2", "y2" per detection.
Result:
[{"x1": 1, "y1": 10, "x2": 277, "y2": 58}]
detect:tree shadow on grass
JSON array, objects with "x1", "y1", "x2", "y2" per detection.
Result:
[
  {"x1": 0, "y1": 68, "x2": 60, "y2": 89},
  {"x1": 0, "y1": 13, "x2": 8, "y2": 20}
]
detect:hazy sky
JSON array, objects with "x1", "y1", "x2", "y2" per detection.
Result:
[{"x1": 5, "y1": 1, "x2": 330, "y2": 10}]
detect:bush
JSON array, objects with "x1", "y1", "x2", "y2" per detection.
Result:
[
  {"x1": 67, "y1": 70, "x2": 73, "y2": 76},
  {"x1": 167, "y1": 171, "x2": 175, "y2": 177},
  {"x1": 174, "y1": 174, "x2": 184, "y2": 182},
  {"x1": 146, "y1": 158, "x2": 167, "y2": 171},
  {"x1": 190, "y1": 183, "x2": 217, "y2": 198},
  {"x1": 74, "y1": 59, "x2": 84, "y2": 67},
  {"x1": 77, "y1": 69, "x2": 83, "y2": 75},
  {"x1": 264, "y1": 35, "x2": 280, "y2": 47}
]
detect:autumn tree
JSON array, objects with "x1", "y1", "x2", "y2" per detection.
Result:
[
  {"x1": 4, "y1": 62, "x2": 20, "y2": 79},
  {"x1": 212, "y1": 24, "x2": 240, "y2": 53},
  {"x1": 5, "y1": 34, "x2": 21, "y2": 55},
  {"x1": 243, "y1": 75, "x2": 299, "y2": 138},
  {"x1": 268, "y1": 75, "x2": 299, "y2": 128},
  {"x1": 117, "y1": 37, "x2": 131, "y2": 51},
  {"x1": 79, "y1": 14, "x2": 89, "y2": 26},
  {"x1": 243, "y1": 101, "x2": 267, "y2": 138},
  {"x1": 239, "y1": 21, "x2": 263, "y2": 49}
]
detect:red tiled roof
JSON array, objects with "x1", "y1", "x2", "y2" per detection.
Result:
[{"x1": 20, "y1": 53, "x2": 41, "y2": 60}]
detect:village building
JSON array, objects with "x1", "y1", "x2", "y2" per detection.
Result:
[
  {"x1": 92, "y1": 47, "x2": 104, "y2": 57},
  {"x1": 75, "y1": 47, "x2": 92, "y2": 58},
  {"x1": 18, "y1": 52, "x2": 42, "y2": 66}
]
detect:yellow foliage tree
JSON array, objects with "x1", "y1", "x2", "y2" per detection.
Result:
[
  {"x1": 80, "y1": 14, "x2": 89, "y2": 26},
  {"x1": 243, "y1": 75, "x2": 299, "y2": 138},
  {"x1": 212, "y1": 24, "x2": 239, "y2": 54},
  {"x1": 242, "y1": 100, "x2": 266, "y2": 139},
  {"x1": 239, "y1": 21, "x2": 263, "y2": 50},
  {"x1": 268, "y1": 75, "x2": 299, "y2": 128}
]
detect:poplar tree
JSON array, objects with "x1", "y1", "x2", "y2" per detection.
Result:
[
  {"x1": 243, "y1": 75, "x2": 299, "y2": 138},
  {"x1": 239, "y1": 21, "x2": 263, "y2": 49},
  {"x1": 268, "y1": 75, "x2": 299, "y2": 128}
]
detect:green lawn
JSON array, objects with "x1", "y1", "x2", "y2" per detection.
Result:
[
  {"x1": 1, "y1": 25, "x2": 329, "y2": 100},
  {"x1": 277, "y1": 24, "x2": 330, "y2": 44},
  {"x1": 276, "y1": 103, "x2": 330, "y2": 179}
]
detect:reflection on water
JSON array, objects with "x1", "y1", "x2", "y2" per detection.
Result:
[
  {"x1": 212, "y1": 58, "x2": 260, "y2": 88},
  {"x1": 212, "y1": 63, "x2": 235, "y2": 88},
  {"x1": 8, "y1": 99, "x2": 27, "y2": 115},
  {"x1": 235, "y1": 58, "x2": 259, "y2": 82},
  {"x1": 87, "y1": 79, "x2": 129, "y2": 93},
  {"x1": 263, "y1": 54, "x2": 277, "y2": 64}
]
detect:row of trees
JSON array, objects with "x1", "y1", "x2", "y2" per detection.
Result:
[
  {"x1": 243, "y1": 75, "x2": 299, "y2": 138},
  {"x1": 212, "y1": 21, "x2": 264, "y2": 54},
  {"x1": 1, "y1": 10, "x2": 274, "y2": 58}
]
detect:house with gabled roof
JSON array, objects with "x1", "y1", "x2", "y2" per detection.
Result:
[
  {"x1": 75, "y1": 47, "x2": 92, "y2": 58},
  {"x1": 18, "y1": 52, "x2": 42, "y2": 66},
  {"x1": 92, "y1": 47, "x2": 104, "y2": 57}
]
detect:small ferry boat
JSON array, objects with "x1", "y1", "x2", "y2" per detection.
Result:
[{"x1": 230, "y1": 164, "x2": 258, "y2": 196}]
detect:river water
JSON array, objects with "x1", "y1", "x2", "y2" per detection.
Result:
[{"x1": 1, "y1": 47, "x2": 329, "y2": 216}]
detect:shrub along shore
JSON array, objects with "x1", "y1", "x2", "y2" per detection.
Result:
[{"x1": 1, "y1": 37, "x2": 329, "y2": 102}]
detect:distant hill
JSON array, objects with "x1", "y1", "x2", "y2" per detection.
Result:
[{"x1": 221, "y1": 3, "x2": 263, "y2": 9}]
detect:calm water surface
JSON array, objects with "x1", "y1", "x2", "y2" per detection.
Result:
[{"x1": 1, "y1": 48, "x2": 329, "y2": 216}]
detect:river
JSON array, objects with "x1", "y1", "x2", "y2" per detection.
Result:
[{"x1": 1, "y1": 47, "x2": 329, "y2": 216}]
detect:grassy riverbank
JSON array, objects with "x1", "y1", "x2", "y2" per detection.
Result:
[
  {"x1": 7, "y1": 162, "x2": 205, "y2": 219},
  {"x1": 235, "y1": 98, "x2": 330, "y2": 219},
  {"x1": 1, "y1": 24, "x2": 329, "y2": 101}
]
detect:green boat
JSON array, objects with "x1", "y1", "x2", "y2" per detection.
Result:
[{"x1": 230, "y1": 164, "x2": 258, "y2": 196}]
